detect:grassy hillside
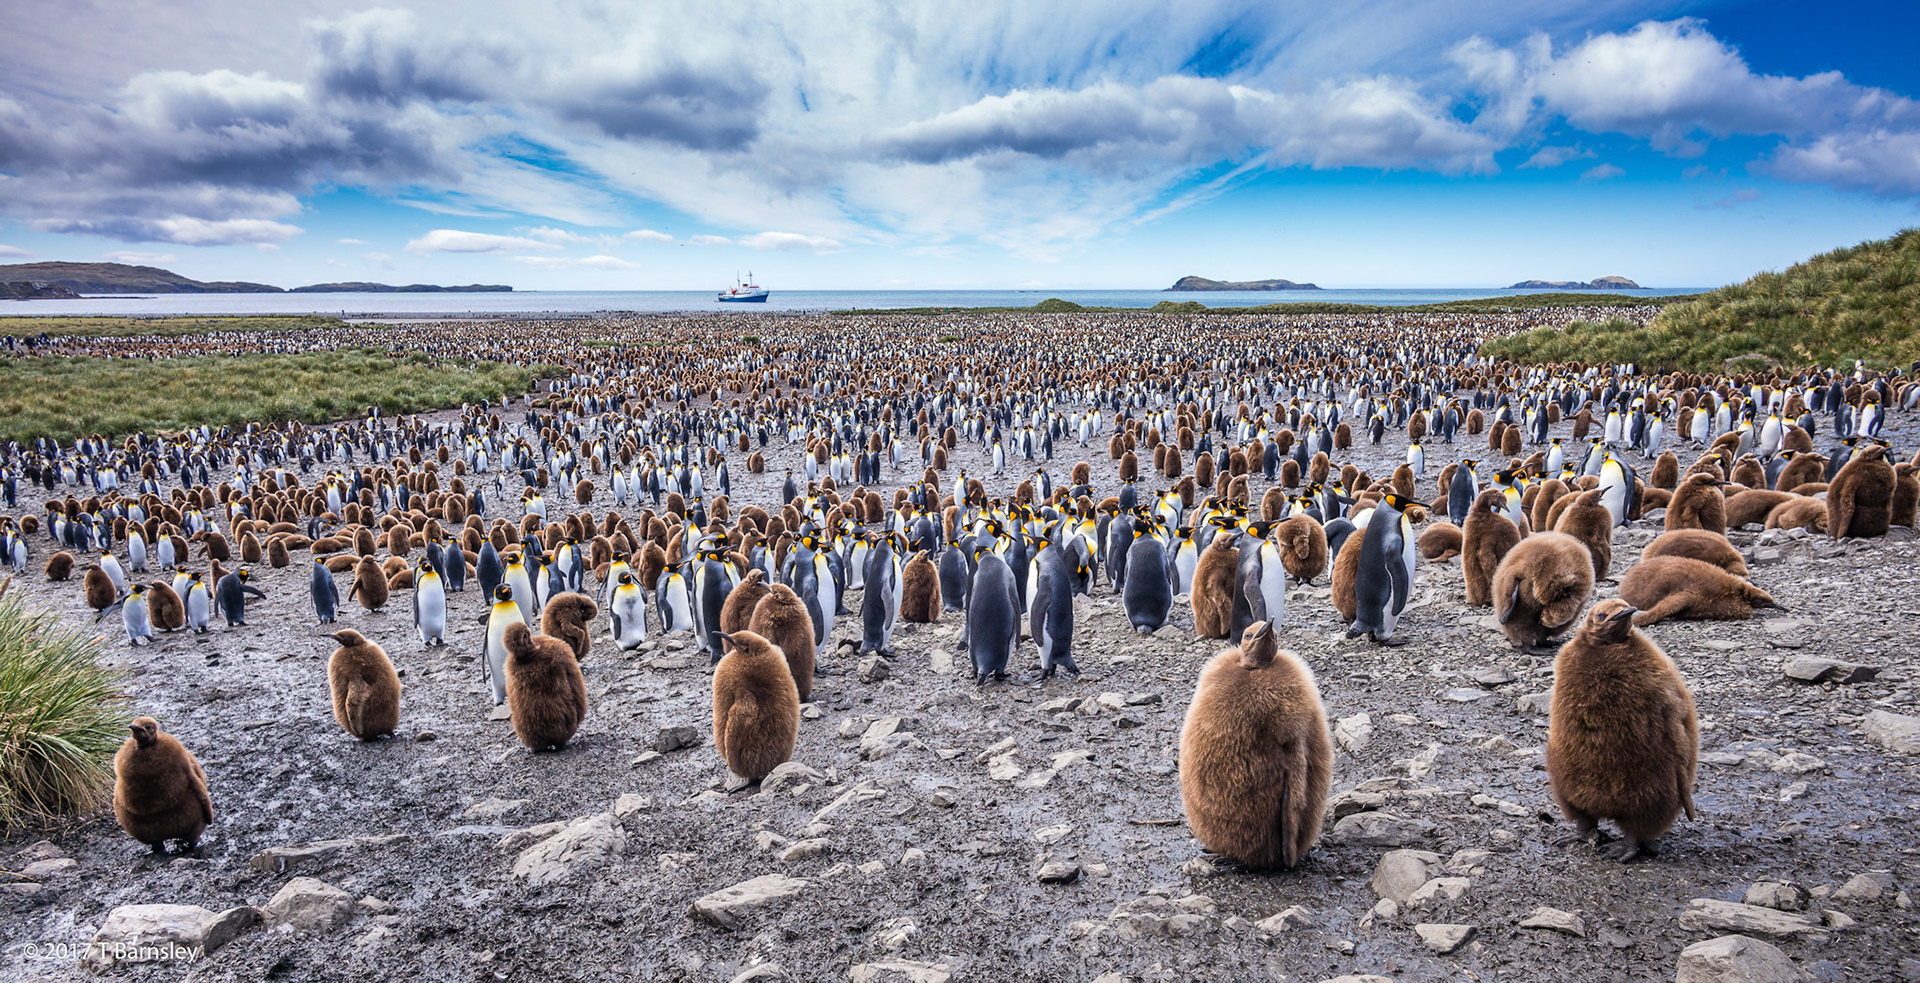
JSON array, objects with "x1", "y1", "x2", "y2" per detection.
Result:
[
  {"x1": 1483, "y1": 229, "x2": 1920, "y2": 371},
  {"x1": 0, "y1": 315, "x2": 344, "y2": 338},
  {"x1": 0, "y1": 349, "x2": 543, "y2": 443},
  {"x1": 0, "y1": 261, "x2": 280, "y2": 293}
]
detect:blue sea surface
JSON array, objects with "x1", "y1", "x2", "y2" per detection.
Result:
[{"x1": 6, "y1": 287, "x2": 1709, "y2": 317}]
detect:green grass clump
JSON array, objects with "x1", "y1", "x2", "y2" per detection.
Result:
[
  {"x1": 1483, "y1": 229, "x2": 1920, "y2": 371},
  {"x1": 0, "y1": 581, "x2": 133, "y2": 829},
  {"x1": 0, "y1": 315, "x2": 345, "y2": 339},
  {"x1": 0, "y1": 349, "x2": 542, "y2": 442}
]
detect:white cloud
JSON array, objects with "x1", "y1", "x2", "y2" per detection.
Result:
[
  {"x1": 1766, "y1": 130, "x2": 1920, "y2": 197},
  {"x1": 0, "y1": 244, "x2": 31, "y2": 257},
  {"x1": 508, "y1": 254, "x2": 640, "y2": 270},
  {"x1": 623, "y1": 228, "x2": 673, "y2": 243},
  {"x1": 1581, "y1": 163, "x2": 1625, "y2": 181},
  {"x1": 1518, "y1": 145, "x2": 1594, "y2": 169},
  {"x1": 100, "y1": 250, "x2": 176, "y2": 264},
  {"x1": 523, "y1": 225, "x2": 616, "y2": 246},
  {"x1": 688, "y1": 234, "x2": 733, "y2": 246},
  {"x1": 740, "y1": 231, "x2": 844, "y2": 252},
  {"x1": 404, "y1": 228, "x2": 560, "y2": 254},
  {"x1": 335, "y1": 237, "x2": 369, "y2": 245},
  {"x1": 362, "y1": 251, "x2": 393, "y2": 262}
]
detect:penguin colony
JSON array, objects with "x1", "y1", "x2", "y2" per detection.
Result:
[{"x1": 5, "y1": 312, "x2": 1916, "y2": 919}]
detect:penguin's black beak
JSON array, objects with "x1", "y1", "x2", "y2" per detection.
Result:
[{"x1": 1608, "y1": 605, "x2": 1638, "y2": 624}]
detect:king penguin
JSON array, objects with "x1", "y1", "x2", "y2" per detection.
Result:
[{"x1": 1347, "y1": 492, "x2": 1416, "y2": 645}]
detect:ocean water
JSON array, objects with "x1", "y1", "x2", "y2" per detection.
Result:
[{"x1": 6, "y1": 287, "x2": 1709, "y2": 318}]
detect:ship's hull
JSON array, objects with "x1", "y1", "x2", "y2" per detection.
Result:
[{"x1": 716, "y1": 291, "x2": 769, "y2": 303}]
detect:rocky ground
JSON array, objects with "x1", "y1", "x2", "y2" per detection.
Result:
[{"x1": 4, "y1": 374, "x2": 1920, "y2": 983}]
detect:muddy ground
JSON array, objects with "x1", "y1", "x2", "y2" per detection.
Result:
[{"x1": 3, "y1": 355, "x2": 1919, "y2": 983}]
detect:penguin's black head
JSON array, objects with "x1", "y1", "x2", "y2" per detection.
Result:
[
  {"x1": 494, "y1": 584, "x2": 513, "y2": 601},
  {"x1": 129, "y1": 717, "x2": 160, "y2": 747}
]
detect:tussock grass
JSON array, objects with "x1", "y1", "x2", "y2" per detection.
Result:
[
  {"x1": 0, "y1": 315, "x2": 344, "y2": 339},
  {"x1": 1483, "y1": 229, "x2": 1920, "y2": 371},
  {"x1": 0, "y1": 579, "x2": 133, "y2": 829},
  {"x1": 0, "y1": 348, "x2": 542, "y2": 442}
]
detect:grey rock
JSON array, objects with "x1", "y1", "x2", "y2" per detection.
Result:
[
  {"x1": 1744, "y1": 882, "x2": 1806, "y2": 911},
  {"x1": 655, "y1": 725, "x2": 702, "y2": 753},
  {"x1": 1256, "y1": 905, "x2": 1318, "y2": 933},
  {"x1": 462, "y1": 797, "x2": 529, "y2": 820},
  {"x1": 857, "y1": 656, "x2": 891, "y2": 683},
  {"x1": 730, "y1": 965, "x2": 789, "y2": 983},
  {"x1": 1471, "y1": 667, "x2": 1517, "y2": 686},
  {"x1": 1675, "y1": 934, "x2": 1810, "y2": 983},
  {"x1": 1833, "y1": 873, "x2": 1889, "y2": 901},
  {"x1": 848, "y1": 961, "x2": 951, "y2": 983},
  {"x1": 1414, "y1": 922, "x2": 1475, "y2": 954},
  {"x1": 512, "y1": 813, "x2": 626, "y2": 886},
  {"x1": 1333, "y1": 713, "x2": 1373, "y2": 754},
  {"x1": 246, "y1": 834, "x2": 405, "y2": 873},
  {"x1": 689, "y1": 874, "x2": 812, "y2": 930},
  {"x1": 1679, "y1": 900, "x2": 1825, "y2": 938},
  {"x1": 263, "y1": 876, "x2": 354, "y2": 932},
  {"x1": 1863, "y1": 710, "x2": 1920, "y2": 754},
  {"x1": 9, "y1": 840, "x2": 64, "y2": 864},
  {"x1": 1406, "y1": 877, "x2": 1470, "y2": 909},
  {"x1": 780, "y1": 838, "x2": 832, "y2": 862},
  {"x1": 1517, "y1": 906, "x2": 1586, "y2": 937},
  {"x1": 1330, "y1": 789, "x2": 1388, "y2": 818},
  {"x1": 1768, "y1": 752, "x2": 1828, "y2": 775},
  {"x1": 1328, "y1": 811, "x2": 1434, "y2": 848},
  {"x1": 19, "y1": 857, "x2": 76, "y2": 879},
  {"x1": 614, "y1": 793, "x2": 653, "y2": 817},
  {"x1": 83, "y1": 904, "x2": 220, "y2": 969},
  {"x1": 1442, "y1": 687, "x2": 1492, "y2": 702},
  {"x1": 760, "y1": 761, "x2": 826, "y2": 796},
  {"x1": 1036, "y1": 862, "x2": 1081, "y2": 884},
  {"x1": 1782, "y1": 657, "x2": 1878, "y2": 685},
  {"x1": 1369, "y1": 850, "x2": 1442, "y2": 904},
  {"x1": 1516, "y1": 689, "x2": 1554, "y2": 714}
]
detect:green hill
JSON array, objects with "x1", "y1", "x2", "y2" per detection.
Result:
[{"x1": 1482, "y1": 229, "x2": 1920, "y2": 371}]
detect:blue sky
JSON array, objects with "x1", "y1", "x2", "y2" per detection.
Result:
[{"x1": 0, "y1": 0, "x2": 1915, "y2": 290}]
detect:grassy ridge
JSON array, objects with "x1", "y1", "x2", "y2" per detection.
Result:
[
  {"x1": 0, "y1": 349, "x2": 542, "y2": 442},
  {"x1": 0, "y1": 315, "x2": 345, "y2": 338},
  {"x1": 838, "y1": 292, "x2": 1690, "y2": 317},
  {"x1": 1483, "y1": 229, "x2": 1920, "y2": 371}
]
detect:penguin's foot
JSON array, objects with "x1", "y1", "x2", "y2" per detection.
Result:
[
  {"x1": 1525, "y1": 644, "x2": 1560, "y2": 656},
  {"x1": 1372, "y1": 634, "x2": 1408, "y2": 647},
  {"x1": 1600, "y1": 838, "x2": 1651, "y2": 863},
  {"x1": 1551, "y1": 826, "x2": 1607, "y2": 850},
  {"x1": 813, "y1": 665, "x2": 828, "y2": 678}
]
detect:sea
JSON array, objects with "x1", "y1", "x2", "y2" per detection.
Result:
[{"x1": 7, "y1": 287, "x2": 1709, "y2": 318}]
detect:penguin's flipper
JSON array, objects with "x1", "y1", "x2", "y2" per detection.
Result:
[
  {"x1": 97, "y1": 598, "x2": 126, "y2": 622},
  {"x1": 242, "y1": 585, "x2": 266, "y2": 599}
]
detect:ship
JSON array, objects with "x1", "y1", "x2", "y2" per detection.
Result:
[{"x1": 717, "y1": 272, "x2": 769, "y2": 303}]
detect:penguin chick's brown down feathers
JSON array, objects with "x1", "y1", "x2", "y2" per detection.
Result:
[
  {"x1": 718, "y1": 569, "x2": 770, "y2": 635},
  {"x1": 900, "y1": 550, "x2": 941, "y2": 622},
  {"x1": 351, "y1": 555, "x2": 388, "y2": 611},
  {"x1": 748, "y1": 585, "x2": 816, "y2": 701},
  {"x1": 502, "y1": 622, "x2": 588, "y2": 750},
  {"x1": 1547, "y1": 599, "x2": 1698, "y2": 862},
  {"x1": 1828, "y1": 443, "x2": 1896, "y2": 539},
  {"x1": 1178, "y1": 621, "x2": 1333, "y2": 870},
  {"x1": 711, "y1": 630, "x2": 801, "y2": 781},
  {"x1": 540, "y1": 592, "x2": 599, "y2": 663},
  {"x1": 326, "y1": 629, "x2": 402, "y2": 740},
  {"x1": 1640, "y1": 529, "x2": 1747, "y2": 578},
  {"x1": 113, "y1": 717, "x2": 213, "y2": 851},
  {"x1": 1462, "y1": 489, "x2": 1520, "y2": 607},
  {"x1": 1618, "y1": 556, "x2": 1778, "y2": 626},
  {"x1": 1491, "y1": 531, "x2": 1595, "y2": 651}
]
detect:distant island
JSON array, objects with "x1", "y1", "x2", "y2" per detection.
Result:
[
  {"x1": 1507, "y1": 276, "x2": 1640, "y2": 290},
  {"x1": 291, "y1": 282, "x2": 511, "y2": 293},
  {"x1": 0, "y1": 262, "x2": 512, "y2": 295},
  {"x1": 1168, "y1": 275, "x2": 1320, "y2": 291},
  {"x1": 1, "y1": 281, "x2": 82, "y2": 300}
]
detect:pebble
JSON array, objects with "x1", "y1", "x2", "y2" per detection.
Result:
[
  {"x1": 1744, "y1": 882, "x2": 1806, "y2": 911},
  {"x1": 858, "y1": 656, "x2": 891, "y2": 683},
  {"x1": 1675, "y1": 935, "x2": 1811, "y2": 983},
  {"x1": 1333, "y1": 713, "x2": 1374, "y2": 753},
  {"x1": 1517, "y1": 906, "x2": 1586, "y2": 937},
  {"x1": 688, "y1": 874, "x2": 812, "y2": 930},
  {"x1": 1678, "y1": 899, "x2": 1826, "y2": 938},
  {"x1": 1863, "y1": 710, "x2": 1920, "y2": 754},
  {"x1": 654, "y1": 725, "x2": 701, "y2": 753},
  {"x1": 1413, "y1": 923, "x2": 1475, "y2": 954},
  {"x1": 1767, "y1": 752, "x2": 1828, "y2": 775},
  {"x1": 1036, "y1": 862, "x2": 1081, "y2": 884},
  {"x1": 1782, "y1": 657, "x2": 1879, "y2": 684}
]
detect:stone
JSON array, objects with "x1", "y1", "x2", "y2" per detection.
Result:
[
  {"x1": 1256, "y1": 905, "x2": 1318, "y2": 933},
  {"x1": 19, "y1": 857, "x2": 76, "y2": 879},
  {"x1": 1517, "y1": 906, "x2": 1585, "y2": 937},
  {"x1": 1863, "y1": 710, "x2": 1920, "y2": 754},
  {"x1": 730, "y1": 965, "x2": 789, "y2": 983},
  {"x1": 1319, "y1": 978, "x2": 1394, "y2": 983},
  {"x1": 511, "y1": 813, "x2": 626, "y2": 887},
  {"x1": 83, "y1": 904, "x2": 226, "y2": 969},
  {"x1": 247, "y1": 835, "x2": 406, "y2": 873},
  {"x1": 486, "y1": 704, "x2": 512, "y2": 721},
  {"x1": 497, "y1": 821, "x2": 568, "y2": 853},
  {"x1": 614, "y1": 793, "x2": 652, "y2": 817},
  {"x1": 263, "y1": 877, "x2": 354, "y2": 932},
  {"x1": 848, "y1": 961, "x2": 951, "y2": 983},
  {"x1": 986, "y1": 752, "x2": 1022, "y2": 782},
  {"x1": 1328, "y1": 811, "x2": 1433, "y2": 848},
  {"x1": 1406, "y1": 877, "x2": 1470, "y2": 910},
  {"x1": 1833, "y1": 873, "x2": 1888, "y2": 901},
  {"x1": 780, "y1": 838, "x2": 832, "y2": 862},
  {"x1": 1334, "y1": 713, "x2": 1374, "y2": 754},
  {"x1": 1369, "y1": 850, "x2": 1442, "y2": 904},
  {"x1": 1442, "y1": 688, "x2": 1492, "y2": 702},
  {"x1": 10, "y1": 840, "x2": 64, "y2": 864},
  {"x1": 760, "y1": 761, "x2": 826, "y2": 796},
  {"x1": 1768, "y1": 752, "x2": 1828, "y2": 775},
  {"x1": 689, "y1": 874, "x2": 812, "y2": 930},
  {"x1": 874, "y1": 918, "x2": 917, "y2": 948},
  {"x1": 857, "y1": 656, "x2": 891, "y2": 683},
  {"x1": 1414, "y1": 923, "x2": 1475, "y2": 954},
  {"x1": 1330, "y1": 789, "x2": 1388, "y2": 818},
  {"x1": 1675, "y1": 934, "x2": 1810, "y2": 983},
  {"x1": 1516, "y1": 689, "x2": 1553, "y2": 715},
  {"x1": 1782, "y1": 657, "x2": 1878, "y2": 685},
  {"x1": 1822, "y1": 910, "x2": 1854, "y2": 929},
  {"x1": 1033, "y1": 823, "x2": 1074, "y2": 844},
  {"x1": 463, "y1": 797, "x2": 529, "y2": 820},
  {"x1": 1678, "y1": 900, "x2": 1825, "y2": 938},
  {"x1": 1744, "y1": 882, "x2": 1805, "y2": 911},
  {"x1": 655, "y1": 725, "x2": 702, "y2": 752},
  {"x1": 1471, "y1": 667, "x2": 1517, "y2": 686},
  {"x1": 1036, "y1": 862, "x2": 1081, "y2": 884}
]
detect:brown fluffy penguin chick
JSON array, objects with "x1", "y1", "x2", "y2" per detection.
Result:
[
  {"x1": 711, "y1": 630, "x2": 801, "y2": 781},
  {"x1": 45, "y1": 551, "x2": 73, "y2": 581},
  {"x1": 748, "y1": 584, "x2": 816, "y2": 700},
  {"x1": 502, "y1": 622, "x2": 588, "y2": 750},
  {"x1": 900, "y1": 551, "x2": 941, "y2": 622},
  {"x1": 540, "y1": 592, "x2": 599, "y2": 664},
  {"x1": 147, "y1": 580, "x2": 185, "y2": 631},
  {"x1": 326, "y1": 629, "x2": 401, "y2": 740},
  {"x1": 1330, "y1": 525, "x2": 1368, "y2": 623},
  {"x1": 1272, "y1": 514, "x2": 1328, "y2": 583},
  {"x1": 83, "y1": 564, "x2": 116, "y2": 612},
  {"x1": 1462, "y1": 489, "x2": 1521, "y2": 607},
  {"x1": 1828, "y1": 443, "x2": 1896, "y2": 538},
  {"x1": 1619, "y1": 556, "x2": 1779, "y2": 625},
  {"x1": 1552, "y1": 490, "x2": 1614, "y2": 581},
  {"x1": 1649, "y1": 451, "x2": 1679, "y2": 490},
  {"x1": 1416, "y1": 521, "x2": 1462, "y2": 561},
  {"x1": 1894, "y1": 463, "x2": 1920, "y2": 527},
  {"x1": 1641, "y1": 529, "x2": 1747, "y2": 578},
  {"x1": 1663, "y1": 473, "x2": 1728, "y2": 536},
  {"x1": 350, "y1": 554, "x2": 388, "y2": 612},
  {"x1": 1491, "y1": 531, "x2": 1595, "y2": 652},
  {"x1": 113, "y1": 717, "x2": 212, "y2": 853},
  {"x1": 1178, "y1": 621, "x2": 1332, "y2": 870},
  {"x1": 718, "y1": 569, "x2": 770, "y2": 634},
  {"x1": 1547, "y1": 599, "x2": 1698, "y2": 862},
  {"x1": 1765, "y1": 497, "x2": 1829, "y2": 534},
  {"x1": 1190, "y1": 529, "x2": 1240, "y2": 639},
  {"x1": 1724, "y1": 489, "x2": 1796, "y2": 528}
]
